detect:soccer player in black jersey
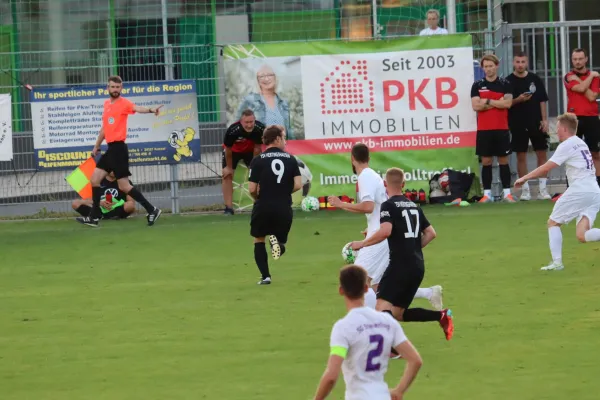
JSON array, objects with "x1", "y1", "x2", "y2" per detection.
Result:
[
  {"x1": 351, "y1": 168, "x2": 454, "y2": 340},
  {"x1": 248, "y1": 125, "x2": 303, "y2": 285}
]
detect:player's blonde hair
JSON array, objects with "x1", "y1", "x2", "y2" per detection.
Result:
[
  {"x1": 385, "y1": 168, "x2": 405, "y2": 189},
  {"x1": 557, "y1": 112, "x2": 579, "y2": 134}
]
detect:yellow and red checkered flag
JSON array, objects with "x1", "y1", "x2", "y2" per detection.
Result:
[{"x1": 65, "y1": 158, "x2": 96, "y2": 199}]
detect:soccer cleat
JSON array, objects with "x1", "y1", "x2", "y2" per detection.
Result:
[
  {"x1": 503, "y1": 194, "x2": 517, "y2": 203},
  {"x1": 538, "y1": 188, "x2": 552, "y2": 200},
  {"x1": 520, "y1": 189, "x2": 531, "y2": 201},
  {"x1": 76, "y1": 216, "x2": 99, "y2": 227},
  {"x1": 257, "y1": 277, "x2": 272, "y2": 285},
  {"x1": 224, "y1": 207, "x2": 234, "y2": 215},
  {"x1": 541, "y1": 261, "x2": 564, "y2": 271},
  {"x1": 439, "y1": 309, "x2": 454, "y2": 341},
  {"x1": 429, "y1": 285, "x2": 443, "y2": 311},
  {"x1": 147, "y1": 208, "x2": 162, "y2": 226},
  {"x1": 478, "y1": 195, "x2": 492, "y2": 203},
  {"x1": 269, "y1": 235, "x2": 281, "y2": 260}
]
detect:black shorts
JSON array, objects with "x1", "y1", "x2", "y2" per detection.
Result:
[
  {"x1": 222, "y1": 150, "x2": 253, "y2": 169},
  {"x1": 76, "y1": 204, "x2": 131, "y2": 220},
  {"x1": 377, "y1": 264, "x2": 424, "y2": 309},
  {"x1": 250, "y1": 204, "x2": 293, "y2": 244},
  {"x1": 476, "y1": 130, "x2": 511, "y2": 157},
  {"x1": 576, "y1": 116, "x2": 600, "y2": 152},
  {"x1": 103, "y1": 207, "x2": 132, "y2": 220},
  {"x1": 97, "y1": 141, "x2": 131, "y2": 179},
  {"x1": 510, "y1": 124, "x2": 549, "y2": 152}
]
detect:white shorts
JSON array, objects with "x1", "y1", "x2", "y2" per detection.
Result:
[
  {"x1": 549, "y1": 189, "x2": 600, "y2": 226},
  {"x1": 355, "y1": 241, "x2": 389, "y2": 285}
]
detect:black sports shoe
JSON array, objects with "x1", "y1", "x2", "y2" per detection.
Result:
[
  {"x1": 76, "y1": 216, "x2": 99, "y2": 227},
  {"x1": 147, "y1": 208, "x2": 162, "y2": 226},
  {"x1": 224, "y1": 207, "x2": 234, "y2": 215},
  {"x1": 257, "y1": 277, "x2": 272, "y2": 285},
  {"x1": 269, "y1": 235, "x2": 281, "y2": 260}
]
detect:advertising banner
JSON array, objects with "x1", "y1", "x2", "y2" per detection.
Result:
[
  {"x1": 30, "y1": 80, "x2": 200, "y2": 170},
  {"x1": 223, "y1": 36, "x2": 479, "y2": 207},
  {"x1": 0, "y1": 94, "x2": 13, "y2": 161}
]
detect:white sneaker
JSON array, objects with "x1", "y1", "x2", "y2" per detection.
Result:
[
  {"x1": 520, "y1": 189, "x2": 531, "y2": 201},
  {"x1": 429, "y1": 285, "x2": 443, "y2": 311},
  {"x1": 538, "y1": 188, "x2": 552, "y2": 200},
  {"x1": 541, "y1": 261, "x2": 564, "y2": 271}
]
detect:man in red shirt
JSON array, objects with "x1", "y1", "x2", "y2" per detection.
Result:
[
  {"x1": 564, "y1": 48, "x2": 600, "y2": 186},
  {"x1": 471, "y1": 54, "x2": 515, "y2": 203},
  {"x1": 222, "y1": 109, "x2": 264, "y2": 215},
  {"x1": 77, "y1": 75, "x2": 163, "y2": 227}
]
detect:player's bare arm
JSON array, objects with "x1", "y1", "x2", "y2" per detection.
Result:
[
  {"x1": 253, "y1": 144, "x2": 262, "y2": 157},
  {"x1": 471, "y1": 96, "x2": 491, "y2": 111},
  {"x1": 351, "y1": 222, "x2": 392, "y2": 250},
  {"x1": 489, "y1": 93, "x2": 513, "y2": 109},
  {"x1": 512, "y1": 92, "x2": 532, "y2": 105},
  {"x1": 389, "y1": 340, "x2": 423, "y2": 400},
  {"x1": 313, "y1": 354, "x2": 343, "y2": 400},
  {"x1": 421, "y1": 225, "x2": 437, "y2": 249},
  {"x1": 515, "y1": 161, "x2": 559, "y2": 188},
  {"x1": 92, "y1": 128, "x2": 105, "y2": 156},
  {"x1": 328, "y1": 196, "x2": 374, "y2": 214},
  {"x1": 133, "y1": 104, "x2": 163, "y2": 116},
  {"x1": 584, "y1": 89, "x2": 599, "y2": 102},
  {"x1": 540, "y1": 100, "x2": 549, "y2": 132},
  {"x1": 568, "y1": 71, "x2": 599, "y2": 93},
  {"x1": 292, "y1": 175, "x2": 303, "y2": 193},
  {"x1": 248, "y1": 181, "x2": 259, "y2": 201}
]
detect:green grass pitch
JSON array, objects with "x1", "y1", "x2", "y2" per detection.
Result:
[{"x1": 1, "y1": 202, "x2": 599, "y2": 400}]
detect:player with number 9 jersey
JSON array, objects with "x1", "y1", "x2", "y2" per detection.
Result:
[{"x1": 248, "y1": 125, "x2": 302, "y2": 285}]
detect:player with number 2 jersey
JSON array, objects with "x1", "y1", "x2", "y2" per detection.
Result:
[
  {"x1": 313, "y1": 265, "x2": 422, "y2": 400},
  {"x1": 515, "y1": 113, "x2": 600, "y2": 271},
  {"x1": 248, "y1": 125, "x2": 302, "y2": 285}
]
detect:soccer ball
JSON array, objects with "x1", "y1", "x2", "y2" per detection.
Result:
[
  {"x1": 341, "y1": 242, "x2": 358, "y2": 264},
  {"x1": 438, "y1": 171, "x2": 450, "y2": 191},
  {"x1": 295, "y1": 156, "x2": 313, "y2": 197},
  {"x1": 301, "y1": 196, "x2": 320, "y2": 212}
]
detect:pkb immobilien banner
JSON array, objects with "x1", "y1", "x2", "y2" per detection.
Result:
[
  {"x1": 30, "y1": 80, "x2": 200, "y2": 171},
  {"x1": 223, "y1": 36, "x2": 478, "y2": 206}
]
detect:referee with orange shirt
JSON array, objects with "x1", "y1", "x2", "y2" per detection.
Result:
[
  {"x1": 564, "y1": 48, "x2": 600, "y2": 187},
  {"x1": 77, "y1": 76, "x2": 163, "y2": 227}
]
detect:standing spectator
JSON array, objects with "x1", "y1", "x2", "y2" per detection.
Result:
[
  {"x1": 419, "y1": 9, "x2": 448, "y2": 36},
  {"x1": 507, "y1": 52, "x2": 551, "y2": 201},
  {"x1": 471, "y1": 54, "x2": 515, "y2": 203},
  {"x1": 564, "y1": 48, "x2": 600, "y2": 187},
  {"x1": 222, "y1": 109, "x2": 265, "y2": 215}
]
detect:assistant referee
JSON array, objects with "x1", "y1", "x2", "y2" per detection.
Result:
[{"x1": 76, "y1": 75, "x2": 162, "y2": 227}]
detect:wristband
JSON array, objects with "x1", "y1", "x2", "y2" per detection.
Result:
[{"x1": 486, "y1": 99, "x2": 490, "y2": 105}]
